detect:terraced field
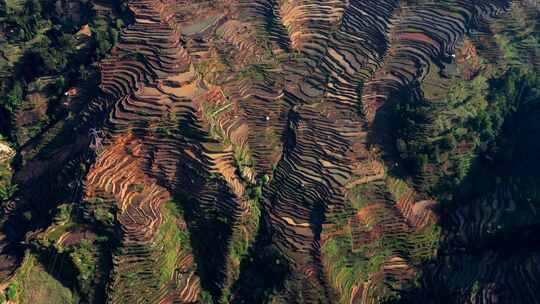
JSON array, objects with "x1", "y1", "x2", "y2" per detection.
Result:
[{"x1": 0, "y1": 0, "x2": 539, "y2": 303}]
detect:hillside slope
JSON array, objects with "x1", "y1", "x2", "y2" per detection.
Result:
[{"x1": 0, "y1": 0, "x2": 539, "y2": 303}]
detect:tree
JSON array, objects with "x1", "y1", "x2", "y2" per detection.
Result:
[
  {"x1": 5, "y1": 282, "x2": 18, "y2": 301},
  {"x1": 53, "y1": 75, "x2": 67, "y2": 95},
  {"x1": 0, "y1": 184, "x2": 17, "y2": 201},
  {"x1": 440, "y1": 134, "x2": 457, "y2": 150},
  {"x1": 24, "y1": 0, "x2": 42, "y2": 15},
  {"x1": 0, "y1": 0, "x2": 7, "y2": 17},
  {"x1": 396, "y1": 139, "x2": 408, "y2": 154},
  {"x1": 416, "y1": 154, "x2": 429, "y2": 171},
  {"x1": 1, "y1": 83, "x2": 23, "y2": 112},
  {"x1": 94, "y1": 30, "x2": 112, "y2": 56}
]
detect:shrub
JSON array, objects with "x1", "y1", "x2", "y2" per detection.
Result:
[
  {"x1": 6, "y1": 282, "x2": 18, "y2": 301},
  {"x1": 0, "y1": 184, "x2": 17, "y2": 201},
  {"x1": 0, "y1": 83, "x2": 23, "y2": 113}
]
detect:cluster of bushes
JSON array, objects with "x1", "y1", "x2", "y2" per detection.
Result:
[
  {"x1": 390, "y1": 6, "x2": 540, "y2": 202},
  {"x1": 79, "y1": 196, "x2": 117, "y2": 232},
  {"x1": 27, "y1": 201, "x2": 115, "y2": 303},
  {"x1": 391, "y1": 64, "x2": 536, "y2": 199},
  {"x1": 0, "y1": 137, "x2": 16, "y2": 204},
  {"x1": 68, "y1": 240, "x2": 98, "y2": 296},
  {"x1": 0, "y1": 281, "x2": 18, "y2": 303},
  {"x1": 156, "y1": 201, "x2": 193, "y2": 285},
  {"x1": 0, "y1": 0, "x2": 132, "y2": 142},
  {"x1": 0, "y1": 165, "x2": 16, "y2": 202}
]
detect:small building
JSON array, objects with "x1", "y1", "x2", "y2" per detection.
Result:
[
  {"x1": 75, "y1": 24, "x2": 92, "y2": 39},
  {"x1": 64, "y1": 87, "x2": 79, "y2": 97}
]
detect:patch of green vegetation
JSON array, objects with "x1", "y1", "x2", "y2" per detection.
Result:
[
  {"x1": 460, "y1": 70, "x2": 540, "y2": 199},
  {"x1": 233, "y1": 145, "x2": 255, "y2": 177},
  {"x1": 264, "y1": 127, "x2": 282, "y2": 150},
  {"x1": 0, "y1": 182, "x2": 17, "y2": 202},
  {"x1": 222, "y1": 189, "x2": 262, "y2": 301},
  {"x1": 129, "y1": 183, "x2": 145, "y2": 193},
  {"x1": 0, "y1": 0, "x2": 131, "y2": 143},
  {"x1": 0, "y1": 83, "x2": 23, "y2": 114},
  {"x1": 215, "y1": 142, "x2": 265, "y2": 302},
  {"x1": 490, "y1": 5, "x2": 539, "y2": 72},
  {"x1": 385, "y1": 175, "x2": 410, "y2": 202},
  {"x1": 197, "y1": 81, "x2": 266, "y2": 302},
  {"x1": 208, "y1": 103, "x2": 233, "y2": 120},
  {"x1": 200, "y1": 100, "x2": 233, "y2": 142},
  {"x1": 322, "y1": 234, "x2": 396, "y2": 304},
  {"x1": 54, "y1": 203, "x2": 73, "y2": 223},
  {"x1": 409, "y1": 223, "x2": 441, "y2": 262},
  {"x1": 392, "y1": 61, "x2": 533, "y2": 199},
  {"x1": 0, "y1": 143, "x2": 16, "y2": 202},
  {"x1": 27, "y1": 199, "x2": 113, "y2": 303},
  {"x1": 8, "y1": 251, "x2": 77, "y2": 304},
  {"x1": 194, "y1": 57, "x2": 229, "y2": 81},
  {"x1": 234, "y1": 64, "x2": 268, "y2": 82},
  {"x1": 193, "y1": 61, "x2": 210, "y2": 78},
  {"x1": 155, "y1": 200, "x2": 192, "y2": 284},
  {"x1": 5, "y1": 282, "x2": 18, "y2": 301},
  {"x1": 470, "y1": 280, "x2": 481, "y2": 301},
  {"x1": 200, "y1": 290, "x2": 214, "y2": 304},
  {"x1": 322, "y1": 199, "x2": 440, "y2": 304},
  {"x1": 347, "y1": 183, "x2": 371, "y2": 211},
  {"x1": 76, "y1": 196, "x2": 117, "y2": 234},
  {"x1": 68, "y1": 240, "x2": 97, "y2": 294},
  {"x1": 388, "y1": 6, "x2": 539, "y2": 205},
  {"x1": 229, "y1": 200, "x2": 260, "y2": 258},
  {"x1": 156, "y1": 123, "x2": 175, "y2": 137}
]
